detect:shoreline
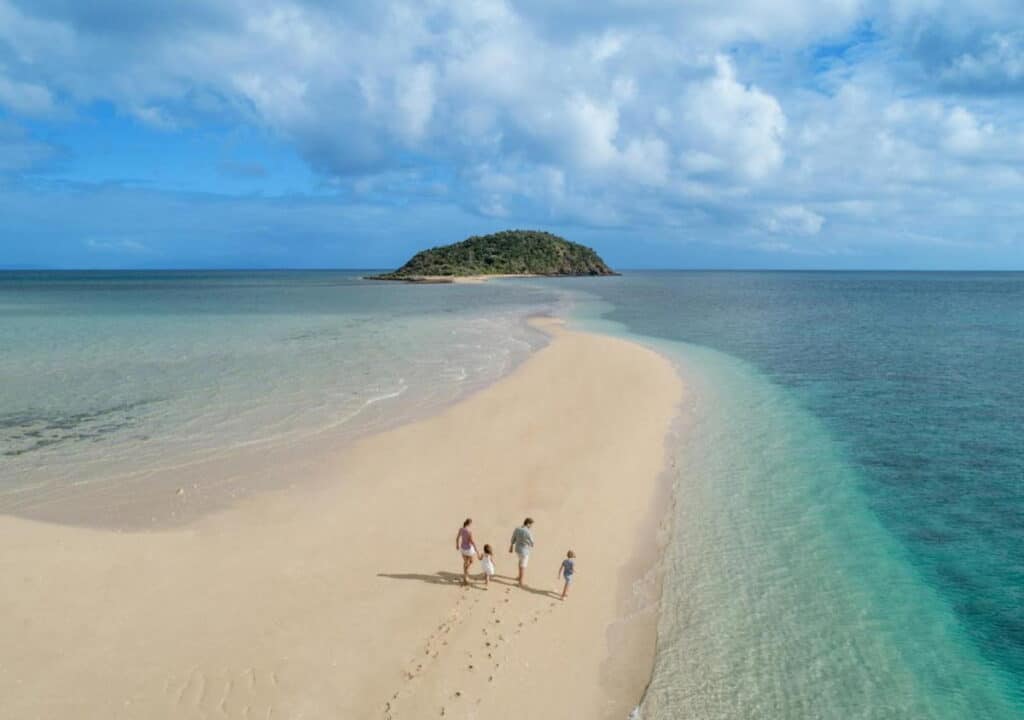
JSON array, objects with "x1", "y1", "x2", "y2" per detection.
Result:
[
  {"x1": 364, "y1": 272, "x2": 619, "y2": 284},
  {"x1": 0, "y1": 318, "x2": 683, "y2": 719},
  {"x1": 0, "y1": 319, "x2": 553, "y2": 531},
  {"x1": 364, "y1": 273, "x2": 543, "y2": 284}
]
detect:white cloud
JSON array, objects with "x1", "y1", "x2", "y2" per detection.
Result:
[
  {"x1": 0, "y1": 71, "x2": 55, "y2": 116},
  {"x1": 942, "y1": 106, "x2": 993, "y2": 155},
  {"x1": 764, "y1": 205, "x2": 825, "y2": 236},
  {"x1": 1, "y1": 0, "x2": 1024, "y2": 263},
  {"x1": 85, "y1": 237, "x2": 152, "y2": 254},
  {"x1": 130, "y1": 104, "x2": 179, "y2": 130},
  {"x1": 942, "y1": 32, "x2": 1024, "y2": 86},
  {"x1": 680, "y1": 56, "x2": 787, "y2": 181},
  {"x1": 394, "y1": 63, "x2": 436, "y2": 142}
]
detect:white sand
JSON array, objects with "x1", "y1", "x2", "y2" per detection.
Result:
[{"x1": 0, "y1": 319, "x2": 682, "y2": 719}]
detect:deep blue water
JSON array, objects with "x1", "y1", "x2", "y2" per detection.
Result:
[{"x1": 558, "y1": 271, "x2": 1024, "y2": 717}]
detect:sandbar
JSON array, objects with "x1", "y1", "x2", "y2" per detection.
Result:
[{"x1": 0, "y1": 318, "x2": 682, "y2": 719}]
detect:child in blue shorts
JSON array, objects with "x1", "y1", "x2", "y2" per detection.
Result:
[{"x1": 558, "y1": 550, "x2": 576, "y2": 600}]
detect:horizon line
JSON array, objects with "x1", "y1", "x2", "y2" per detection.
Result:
[{"x1": 3, "y1": 267, "x2": 1024, "y2": 274}]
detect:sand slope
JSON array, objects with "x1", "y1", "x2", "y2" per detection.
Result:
[{"x1": 0, "y1": 319, "x2": 682, "y2": 719}]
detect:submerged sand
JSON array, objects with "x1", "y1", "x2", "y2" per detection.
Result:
[{"x1": 0, "y1": 319, "x2": 682, "y2": 719}]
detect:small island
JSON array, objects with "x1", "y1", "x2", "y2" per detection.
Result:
[{"x1": 367, "y1": 229, "x2": 618, "y2": 282}]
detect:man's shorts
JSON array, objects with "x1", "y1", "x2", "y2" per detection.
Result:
[{"x1": 516, "y1": 551, "x2": 530, "y2": 568}]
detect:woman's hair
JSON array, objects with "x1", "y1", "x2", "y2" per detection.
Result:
[
  {"x1": 523, "y1": 517, "x2": 533, "y2": 526},
  {"x1": 483, "y1": 544, "x2": 493, "y2": 554},
  {"x1": 567, "y1": 550, "x2": 576, "y2": 558},
  {"x1": 463, "y1": 518, "x2": 472, "y2": 527}
]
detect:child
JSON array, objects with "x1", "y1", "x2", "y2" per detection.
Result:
[
  {"x1": 558, "y1": 550, "x2": 576, "y2": 600},
  {"x1": 479, "y1": 544, "x2": 496, "y2": 586}
]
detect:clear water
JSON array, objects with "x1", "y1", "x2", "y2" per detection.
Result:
[
  {"x1": 3, "y1": 270, "x2": 1022, "y2": 717},
  {"x1": 0, "y1": 271, "x2": 561, "y2": 515},
  {"x1": 549, "y1": 272, "x2": 1024, "y2": 718}
]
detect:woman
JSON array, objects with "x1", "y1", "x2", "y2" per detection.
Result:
[{"x1": 455, "y1": 518, "x2": 477, "y2": 585}]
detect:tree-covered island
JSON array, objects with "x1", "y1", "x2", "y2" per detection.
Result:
[{"x1": 367, "y1": 230, "x2": 618, "y2": 282}]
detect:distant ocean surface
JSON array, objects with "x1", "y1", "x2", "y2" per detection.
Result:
[{"x1": 2, "y1": 270, "x2": 1022, "y2": 717}]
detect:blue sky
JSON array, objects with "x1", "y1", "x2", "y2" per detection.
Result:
[{"x1": 1, "y1": 0, "x2": 1023, "y2": 269}]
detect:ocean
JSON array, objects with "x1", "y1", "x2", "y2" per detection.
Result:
[
  {"x1": 556, "y1": 271, "x2": 1024, "y2": 718},
  {"x1": 2, "y1": 270, "x2": 1021, "y2": 717},
  {"x1": 0, "y1": 271, "x2": 559, "y2": 519}
]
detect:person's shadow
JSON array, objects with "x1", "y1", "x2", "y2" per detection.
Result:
[
  {"x1": 376, "y1": 570, "x2": 486, "y2": 589},
  {"x1": 377, "y1": 571, "x2": 561, "y2": 599}
]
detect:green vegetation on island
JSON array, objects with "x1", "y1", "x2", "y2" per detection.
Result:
[{"x1": 368, "y1": 230, "x2": 618, "y2": 281}]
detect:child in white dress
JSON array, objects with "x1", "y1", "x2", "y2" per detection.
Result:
[{"x1": 479, "y1": 544, "x2": 496, "y2": 586}]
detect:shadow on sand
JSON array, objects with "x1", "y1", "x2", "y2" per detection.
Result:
[
  {"x1": 377, "y1": 571, "x2": 562, "y2": 599},
  {"x1": 377, "y1": 570, "x2": 484, "y2": 588}
]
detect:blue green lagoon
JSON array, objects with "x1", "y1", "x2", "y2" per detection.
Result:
[
  {"x1": 2, "y1": 270, "x2": 1022, "y2": 717},
  {"x1": 556, "y1": 272, "x2": 1024, "y2": 718}
]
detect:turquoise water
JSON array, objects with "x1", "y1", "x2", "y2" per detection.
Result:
[
  {"x1": 551, "y1": 272, "x2": 1023, "y2": 718},
  {"x1": 3, "y1": 270, "x2": 1021, "y2": 716},
  {"x1": 0, "y1": 271, "x2": 561, "y2": 517}
]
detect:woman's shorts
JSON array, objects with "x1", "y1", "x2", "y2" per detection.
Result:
[{"x1": 461, "y1": 546, "x2": 477, "y2": 558}]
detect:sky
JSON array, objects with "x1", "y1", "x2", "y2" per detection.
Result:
[{"x1": 1, "y1": 1, "x2": 1024, "y2": 269}]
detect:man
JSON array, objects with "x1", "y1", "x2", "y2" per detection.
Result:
[{"x1": 508, "y1": 517, "x2": 535, "y2": 587}]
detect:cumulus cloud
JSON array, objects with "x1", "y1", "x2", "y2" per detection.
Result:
[
  {"x1": 0, "y1": 0, "x2": 1023, "y2": 265},
  {"x1": 681, "y1": 56, "x2": 787, "y2": 181},
  {"x1": 942, "y1": 106, "x2": 993, "y2": 155},
  {"x1": 941, "y1": 32, "x2": 1024, "y2": 90}
]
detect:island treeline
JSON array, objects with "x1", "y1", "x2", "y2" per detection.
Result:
[{"x1": 370, "y1": 230, "x2": 617, "y2": 280}]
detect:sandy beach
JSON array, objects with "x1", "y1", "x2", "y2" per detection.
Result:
[
  {"x1": 366, "y1": 274, "x2": 541, "y2": 284},
  {"x1": 0, "y1": 318, "x2": 682, "y2": 719}
]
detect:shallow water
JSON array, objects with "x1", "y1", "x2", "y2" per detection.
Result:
[
  {"x1": 0, "y1": 271, "x2": 560, "y2": 514},
  {"x1": 555, "y1": 272, "x2": 1024, "y2": 718}
]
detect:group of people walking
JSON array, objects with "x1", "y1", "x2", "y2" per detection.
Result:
[{"x1": 456, "y1": 517, "x2": 576, "y2": 599}]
